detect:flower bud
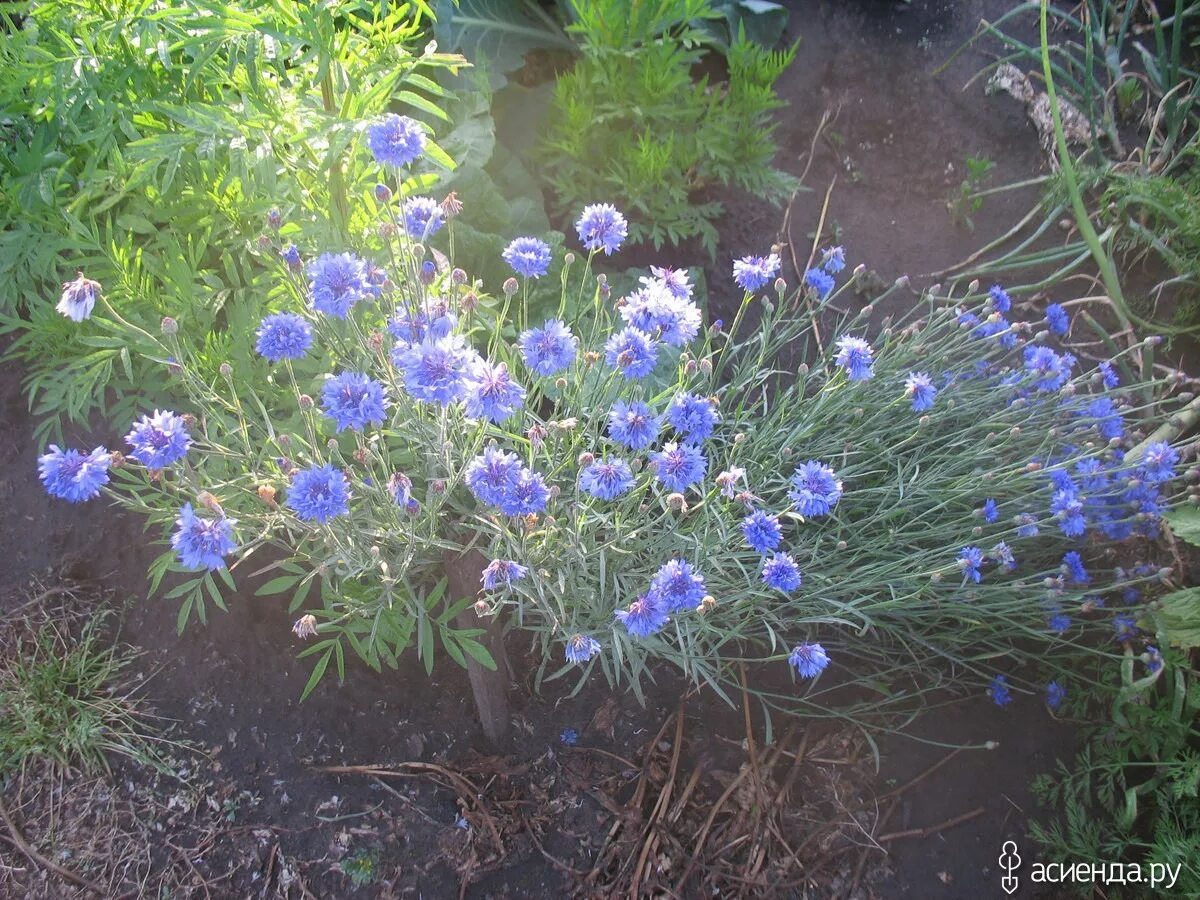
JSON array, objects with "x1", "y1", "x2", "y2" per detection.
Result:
[
  {"x1": 267, "y1": 208, "x2": 282, "y2": 229},
  {"x1": 578, "y1": 452, "x2": 595, "y2": 467},
  {"x1": 431, "y1": 479, "x2": 446, "y2": 495},
  {"x1": 298, "y1": 394, "x2": 314, "y2": 410},
  {"x1": 734, "y1": 432, "x2": 745, "y2": 443},
  {"x1": 353, "y1": 447, "x2": 369, "y2": 465},
  {"x1": 564, "y1": 251, "x2": 576, "y2": 265},
  {"x1": 684, "y1": 359, "x2": 698, "y2": 375},
  {"x1": 630, "y1": 457, "x2": 643, "y2": 473},
  {"x1": 781, "y1": 447, "x2": 793, "y2": 458},
  {"x1": 894, "y1": 275, "x2": 910, "y2": 289},
  {"x1": 256, "y1": 234, "x2": 273, "y2": 250},
  {"x1": 451, "y1": 267, "x2": 467, "y2": 285},
  {"x1": 161, "y1": 316, "x2": 178, "y2": 335},
  {"x1": 374, "y1": 183, "x2": 392, "y2": 203},
  {"x1": 667, "y1": 492, "x2": 688, "y2": 512},
  {"x1": 699, "y1": 595, "x2": 716, "y2": 614},
  {"x1": 502, "y1": 277, "x2": 519, "y2": 297},
  {"x1": 919, "y1": 415, "x2": 931, "y2": 426},
  {"x1": 292, "y1": 615, "x2": 318, "y2": 639},
  {"x1": 1144, "y1": 335, "x2": 1163, "y2": 347},
  {"x1": 836, "y1": 540, "x2": 847, "y2": 550},
  {"x1": 555, "y1": 377, "x2": 568, "y2": 390},
  {"x1": 699, "y1": 358, "x2": 713, "y2": 375},
  {"x1": 378, "y1": 221, "x2": 396, "y2": 240},
  {"x1": 473, "y1": 599, "x2": 490, "y2": 616},
  {"x1": 326, "y1": 438, "x2": 337, "y2": 450},
  {"x1": 774, "y1": 277, "x2": 786, "y2": 293},
  {"x1": 258, "y1": 484, "x2": 277, "y2": 506},
  {"x1": 852, "y1": 263, "x2": 867, "y2": 278},
  {"x1": 930, "y1": 572, "x2": 942, "y2": 583},
  {"x1": 219, "y1": 362, "x2": 233, "y2": 377},
  {"x1": 549, "y1": 484, "x2": 561, "y2": 499},
  {"x1": 967, "y1": 279, "x2": 980, "y2": 294}
]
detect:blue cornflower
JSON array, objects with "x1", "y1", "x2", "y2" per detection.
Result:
[
  {"x1": 388, "y1": 303, "x2": 456, "y2": 345},
  {"x1": 762, "y1": 552, "x2": 803, "y2": 593},
  {"x1": 741, "y1": 510, "x2": 782, "y2": 554},
  {"x1": 171, "y1": 502, "x2": 237, "y2": 570},
  {"x1": 1123, "y1": 587, "x2": 1142, "y2": 605},
  {"x1": 732, "y1": 254, "x2": 781, "y2": 292},
  {"x1": 57, "y1": 274, "x2": 99, "y2": 322},
  {"x1": 498, "y1": 468, "x2": 550, "y2": 517},
  {"x1": 821, "y1": 246, "x2": 846, "y2": 274},
  {"x1": 1144, "y1": 645, "x2": 1163, "y2": 674},
  {"x1": 366, "y1": 113, "x2": 426, "y2": 167},
  {"x1": 789, "y1": 642, "x2": 829, "y2": 678},
  {"x1": 1046, "y1": 681, "x2": 1067, "y2": 711},
  {"x1": 1016, "y1": 513, "x2": 1040, "y2": 537},
  {"x1": 393, "y1": 335, "x2": 479, "y2": 405},
  {"x1": 580, "y1": 457, "x2": 635, "y2": 500},
  {"x1": 559, "y1": 728, "x2": 579, "y2": 746},
  {"x1": 464, "y1": 360, "x2": 526, "y2": 424},
  {"x1": 287, "y1": 464, "x2": 350, "y2": 523},
  {"x1": 1099, "y1": 360, "x2": 1119, "y2": 389},
  {"x1": 1084, "y1": 396, "x2": 1124, "y2": 441},
  {"x1": 576, "y1": 204, "x2": 627, "y2": 255},
  {"x1": 37, "y1": 445, "x2": 110, "y2": 503},
  {"x1": 789, "y1": 461, "x2": 843, "y2": 517},
  {"x1": 959, "y1": 546, "x2": 984, "y2": 583},
  {"x1": 564, "y1": 634, "x2": 602, "y2": 664},
  {"x1": 1045, "y1": 303, "x2": 1070, "y2": 335},
  {"x1": 973, "y1": 314, "x2": 1018, "y2": 349},
  {"x1": 308, "y1": 252, "x2": 374, "y2": 318},
  {"x1": 665, "y1": 393, "x2": 719, "y2": 442},
  {"x1": 607, "y1": 400, "x2": 660, "y2": 451},
  {"x1": 604, "y1": 327, "x2": 658, "y2": 379},
  {"x1": 1075, "y1": 458, "x2": 1110, "y2": 492},
  {"x1": 255, "y1": 312, "x2": 313, "y2": 362},
  {"x1": 1048, "y1": 469, "x2": 1077, "y2": 495},
  {"x1": 1062, "y1": 551, "x2": 1089, "y2": 584},
  {"x1": 988, "y1": 284, "x2": 1012, "y2": 313},
  {"x1": 804, "y1": 267, "x2": 835, "y2": 298},
  {"x1": 988, "y1": 675, "x2": 1012, "y2": 707},
  {"x1": 1141, "y1": 442, "x2": 1178, "y2": 482},
  {"x1": 1047, "y1": 610, "x2": 1072, "y2": 634},
  {"x1": 834, "y1": 336, "x2": 875, "y2": 381},
  {"x1": 650, "y1": 442, "x2": 707, "y2": 492},
  {"x1": 619, "y1": 283, "x2": 701, "y2": 347},
  {"x1": 643, "y1": 266, "x2": 693, "y2": 301},
  {"x1": 957, "y1": 310, "x2": 981, "y2": 327},
  {"x1": 1113, "y1": 614, "x2": 1138, "y2": 640},
  {"x1": 981, "y1": 498, "x2": 1000, "y2": 523},
  {"x1": 1023, "y1": 345, "x2": 1075, "y2": 391},
  {"x1": 465, "y1": 447, "x2": 522, "y2": 506},
  {"x1": 502, "y1": 237, "x2": 552, "y2": 278},
  {"x1": 991, "y1": 541, "x2": 1017, "y2": 571},
  {"x1": 125, "y1": 410, "x2": 192, "y2": 469},
  {"x1": 519, "y1": 319, "x2": 578, "y2": 376},
  {"x1": 615, "y1": 592, "x2": 668, "y2": 637},
  {"x1": 280, "y1": 244, "x2": 302, "y2": 270},
  {"x1": 402, "y1": 196, "x2": 444, "y2": 240},
  {"x1": 481, "y1": 559, "x2": 529, "y2": 590},
  {"x1": 321, "y1": 372, "x2": 388, "y2": 432},
  {"x1": 650, "y1": 559, "x2": 706, "y2": 611},
  {"x1": 1050, "y1": 490, "x2": 1086, "y2": 537},
  {"x1": 904, "y1": 372, "x2": 937, "y2": 411}
]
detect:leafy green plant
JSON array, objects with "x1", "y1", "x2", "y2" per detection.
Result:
[
  {"x1": 542, "y1": 0, "x2": 798, "y2": 254},
  {"x1": 948, "y1": 154, "x2": 996, "y2": 229}
]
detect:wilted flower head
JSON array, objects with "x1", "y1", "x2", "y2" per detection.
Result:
[
  {"x1": 38, "y1": 445, "x2": 111, "y2": 503},
  {"x1": 366, "y1": 113, "x2": 426, "y2": 168},
  {"x1": 821, "y1": 246, "x2": 846, "y2": 274},
  {"x1": 715, "y1": 466, "x2": 746, "y2": 498},
  {"x1": 125, "y1": 410, "x2": 192, "y2": 469},
  {"x1": 280, "y1": 243, "x2": 302, "y2": 269},
  {"x1": 481, "y1": 559, "x2": 529, "y2": 590},
  {"x1": 171, "y1": 502, "x2": 237, "y2": 570},
  {"x1": 57, "y1": 274, "x2": 100, "y2": 322},
  {"x1": 502, "y1": 236, "x2": 552, "y2": 278},
  {"x1": 293, "y1": 615, "x2": 319, "y2": 639},
  {"x1": 519, "y1": 319, "x2": 578, "y2": 376},
  {"x1": 575, "y1": 203, "x2": 628, "y2": 255},
  {"x1": 789, "y1": 642, "x2": 829, "y2": 678},
  {"x1": 1046, "y1": 680, "x2": 1067, "y2": 710},
  {"x1": 732, "y1": 254, "x2": 781, "y2": 292},
  {"x1": 565, "y1": 634, "x2": 602, "y2": 664},
  {"x1": 287, "y1": 464, "x2": 350, "y2": 523},
  {"x1": 256, "y1": 312, "x2": 313, "y2": 362}
]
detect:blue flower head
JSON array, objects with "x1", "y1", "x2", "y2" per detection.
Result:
[
  {"x1": 38, "y1": 445, "x2": 110, "y2": 503},
  {"x1": 389, "y1": 301, "x2": 456, "y2": 346},
  {"x1": 804, "y1": 267, "x2": 835, "y2": 298},
  {"x1": 615, "y1": 592, "x2": 668, "y2": 637},
  {"x1": 1045, "y1": 303, "x2": 1070, "y2": 335},
  {"x1": 742, "y1": 510, "x2": 782, "y2": 554},
  {"x1": 1050, "y1": 490, "x2": 1086, "y2": 537},
  {"x1": 321, "y1": 372, "x2": 388, "y2": 432},
  {"x1": 1099, "y1": 360, "x2": 1119, "y2": 389},
  {"x1": 650, "y1": 442, "x2": 707, "y2": 492},
  {"x1": 789, "y1": 461, "x2": 843, "y2": 517},
  {"x1": 643, "y1": 266, "x2": 693, "y2": 301},
  {"x1": 959, "y1": 546, "x2": 984, "y2": 583},
  {"x1": 904, "y1": 372, "x2": 937, "y2": 411},
  {"x1": 834, "y1": 336, "x2": 875, "y2": 381},
  {"x1": 576, "y1": 204, "x2": 627, "y2": 255},
  {"x1": 57, "y1": 274, "x2": 99, "y2": 322},
  {"x1": 619, "y1": 283, "x2": 701, "y2": 347},
  {"x1": 733, "y1": 254, "x2": 781, "y2": 292},
  {"x1": 564, "y1": 634, "x2": 602, "y2": 664},
  {"x1": 1113, "y1": 614, "x2": 1138, "y2": 640},
  {"x1": 1141, "y1": 442, "x2": 1178, "y2": 483},
  {"x1": 1085, "y1": 396, "x2": 1124, "y2": 441},
  {"x1": 367, "y1": 113, "x2": 426, "y2": 167},
  {"x1": 763, "y1": 552, "x2": 803, "y2": 593},
  {"x1": 604, "y1": 327, "x2": 658, "y2": 379},
  {"x1": 519, "y1": 319, "x2": 578, "y2": 376},
  {"x1": 789, "y1": 642, "x2": 829, "y2": 678},
  {"x1": 650, "y1": 559, "x2": 706, "y2": 611},
  {"x1": 981, "y1": 498, "x2": 1000, "y2": 523},
  {"x1": 402, "y1": 196, "x2": 445, "y2": 240},
  {"x1": 498, "y1": 468, "x2": 550, "y2": 516},
  {"x1": 465, "y1": 447, "x2": 522, "y2": 506},
  {"x1": 1023, "y1": 345, "x2": 1075, "y2": 391},
  {"x1": 1047, "y1": 610, "x2": 1072, "y2": 634},
  {"x1": 394, "y1": 335, "x2": 479, "y2": 405},
  {"x1": 502, "y1": 236, "x2": 552, "y2": 278},
  {"x1": 256, "y1": 312, "x2": 313, "y2": 362},
  {"x1": 481, "y1": 559, "x2": 528, "y2": 590},
  {"x1": 988, "y1": 284, "x2": 1012, "y2": 313},
  {"x1": 988, "y1": 675, "x2": 1012, "y2": 707},
  {"x1": 171, "y1": 502, "x2": 237, "y2": 570},
  {"x1": 288, "y1": 464, "x2": 350, "y2": 523},
  {"x1": 821, "y1": 246, "x2": 846, "y2": 274},
  {"x1": 464, "y1": 360, "x2": 526, "y2": 423},
  {"x1": 1046, "y1": 681, "x2": 1067, "y2": 711},
  {"x1": 125, "y1": 410, "x2": 192, "y2": 469},
  {"x1": 1016, "y1": 513, "x2": 1040, "y2": 538},
  {"x1": 280, "y1": 244, "x2": 302, "y2": 270},
  {"x1": 991, "y1": 541, "x2": 1017, "y2": 572},
  {"x1": 973, "y1": 314, "x2": 1018, "y2": 349},
  {"x1": 308, "y1": 252, "x2": 375, "y2": 318},
  {"x1": 580, "y1": 457, "x2": 635, "y2": 500},
  {"x1": 607, "y1": 400, "x2": 661, "y2": 451},
  {"x1": 1062, "y1": 551, "x2": 1089, "y2": 584},
  {"x1": 665, "y1": 393, "x2": 719, "y2": 442}
]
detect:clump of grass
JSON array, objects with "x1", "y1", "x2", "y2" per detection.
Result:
[{"x1": 0, "y1": 599, "x2": 157, "y2": 777}]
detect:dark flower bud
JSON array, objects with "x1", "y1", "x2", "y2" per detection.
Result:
[
  {"x1": 161, "y1": 316, "x2": 178, "y2": 335},
  {"x1": 266, "y1": 208, "x2": 282, "y2": 229},
  {"x1": 375, "y1": 183, "x2": 392, "y2": 203}
]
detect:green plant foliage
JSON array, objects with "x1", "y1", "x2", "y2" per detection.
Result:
[
  {"x1": 432, "y1": 0, "x2": 574, "y2": 87},
  {"x1": 542, "y1": 0, "x2": 799, "y2": 254},
  {"x1": 0, "y1": 0, "x2": 465, "y2": 444}
]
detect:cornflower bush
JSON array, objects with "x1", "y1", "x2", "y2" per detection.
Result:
[{"x1": 36, "y1": 115, "x2": 1196, "y2": 729}]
